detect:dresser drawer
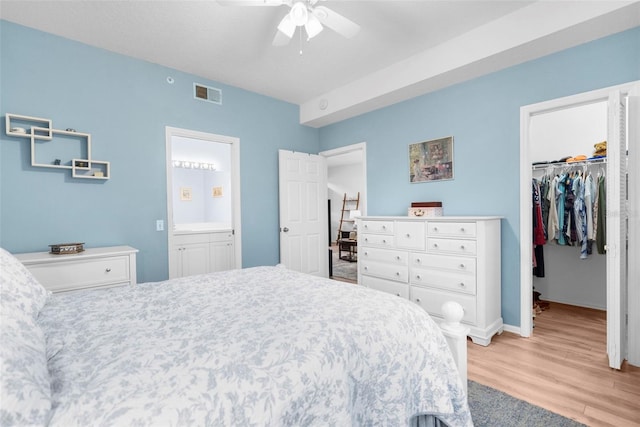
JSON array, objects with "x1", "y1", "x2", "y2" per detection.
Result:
[
  {"x1": 360, "y1": 246, "x2": 408, "y2": 265},
  {"x1": 427, "y1": 222, "x2": 477, "y2": 238},
  {"x1": 361, "y1": 233, "x2": 394, "y2": 248},
  {"x1": 410, "y1": 286, "x2": 477, "y2": 324},
  {"x1": 361, "y1": 220, "x2": 394, "y2": 235},
  {"x1": 411, "y1": 253, "x2": 476, "y2": 275},
  {"x1": 411, "y1": 268, "x2": 476, "y2": 295},
  {"x1": 427, "y1": 238, "x2": 477, "y2": 255},
  {"x1": 361, "y1": 261, "x2": 408, "y2": 283},
  {"x1": 28, "y1": 256, "x2": 130, "y2": 292},
  {"x1": 395, "y1": 221, "x2": 426, "y2": 250},
  {"x1": 363, "y1": 276, "x2": 409, "y2": 298}
]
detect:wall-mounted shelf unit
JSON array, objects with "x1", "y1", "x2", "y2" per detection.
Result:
[{"x1": 5, "y1": 113, "x2": 110, "y2": 180}]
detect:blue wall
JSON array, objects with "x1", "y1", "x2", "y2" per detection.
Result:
[
  {"x1": 0, "y1": 21, "x2": 319, "y2": 282},
  {"x1": 318, "y1": 26, "x2": 640, "y2": 326}
]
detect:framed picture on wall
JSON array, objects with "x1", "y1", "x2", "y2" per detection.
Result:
[
  {"x1": 212, "y1": 186, "x2": 223, "y2": 198},
  {"x1": 180, "y1": 186, "x2": 192, "y2": 201},
  {"x1": 409, "y1": 136, "x2": 454, "y2": 183}
]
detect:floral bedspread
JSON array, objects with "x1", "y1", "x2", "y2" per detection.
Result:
[{"x1": 39, "y1": 266, "x2": 472, "y2": 426}]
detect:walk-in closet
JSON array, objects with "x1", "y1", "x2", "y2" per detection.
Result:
[
  {"x1": 523, "y1": 81, "x2": 640, "y2": 371},
  {"x1": 521, "y1": 82, "x2": 640, "y2": 370},
  {"x1": 530, "y1": 101, "x2": 608, "y2": 314}
]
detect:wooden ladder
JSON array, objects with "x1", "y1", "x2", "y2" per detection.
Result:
[{"x1": 336, "y1": 192, "x2": 360, "y2": 245}]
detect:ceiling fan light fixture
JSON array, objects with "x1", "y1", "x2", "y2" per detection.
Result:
[
  {"x1": 305, "y1": 13, "x2": 323, "y2": 39},
  {"x1": 289, "y1": 1, "x2": 308, "y2": 26},
  {"x1": 277, "y1": 14, "x2": 296, "y2": 38}
]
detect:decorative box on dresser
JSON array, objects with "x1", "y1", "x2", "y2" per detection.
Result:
[
  {"x1": 357, "y1": 216, "x2": 502, "y2": 346},
  {"x1": 15, "y1": 246, "x2": 138, "y2": 293}
]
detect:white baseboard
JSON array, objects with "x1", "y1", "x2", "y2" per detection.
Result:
[{"x1": 502, "y1": 323, "x2": 521, "y2": 336}]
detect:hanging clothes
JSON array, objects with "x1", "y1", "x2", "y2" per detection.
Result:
[
  {"x1": 572, "y1": 172, "x2": 588, "y2": 259},
  {"x1": 556, "y1": 174, "x2": 567, "y2": 245},
  {"x1": 585, "y1": 173, "x2": 595, "y2": 241},
  {"x1": 540, "y1": 175, "x2": 550, "y2": 240},
  {"x1": 532, "y1": 179, "x2": 546, "y2": 246},
  {"x1": 596, "y1": 175, "x2": 607, "y2": 254},
  {"x1": 532, "y1": 178, "x2": 546, "y2": 277},
  {"x1": 533, "y1": 160, "x2": 606, "y2": 260},
  {"x1": 563, "y1": 173, "x2": 576, "y2": 246},
  {"x1": 547, "y1": 175, "x2": 560, "y2": 242}
]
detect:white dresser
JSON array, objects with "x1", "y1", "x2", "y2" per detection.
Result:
[
  {"x1": 357, "y1": 216, "x2": 502, "y2": 345},
  {"x1": 15, "y1": 246, "x2": 138, "y2": 293}
]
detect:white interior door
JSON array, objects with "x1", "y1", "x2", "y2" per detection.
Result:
[
  {"x1": 278, "y1": 150, "x2": 328, "y2": 277},
  {"x1": 627, "y1": 85, "x2": 640, "y2": 366},
  {"x1": 606, "y1": 90, "x2": 628, "y2": 369}
]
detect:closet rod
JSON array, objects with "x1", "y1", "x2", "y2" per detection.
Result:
[{"x1": 531, "y1": 158, "x2": 607, "y2": 171}]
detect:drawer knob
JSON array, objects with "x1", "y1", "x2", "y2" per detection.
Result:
[
  {"x1": 415, "y1": 298, "x2": 421, "y2": 303},
  {"x1": 382, "y1": 239, "x2": 387, "y2": 244},
  {"x1": 433, "y1": 227, "x2": 438, "y2": 231},
  {"x1": 364, "y1": 266, "x2": 368, "y2": 271},
  {"x1": 395, "y1": 255, "x2": 401, "y2": 260},
  {"x1": 396, "y1": 293, "x2": 401, "y2": 297},
  {"x1": 459, "y1": 282, "x2": 465, "y2": 287},
  {"x1": 395, "y1": 272, "x2": 400, "y2": 276},
  {"x1": 105, "y1": 268, "x2": 111, "y2": 273},
  {"x1": 416, "y1": 258, "x2": 421, "y2": 263},
  {"x1": 382, "y1": 225, "x2": 386, "y2": 229},
  {"x1": 364, "y1": 224, "x2": 368, "y2": 229},
  {"x1": 364, "y1": 251, "x2": 369, "y2": 256},
  {"x1": 460, "y1": 245, "x2": 465, "y2": 250},
  {"x1": 459, "y1": 263, "x2": 465, "y2": 269},
  {"x1": 433, "y1": 243, "x2": 438, "y2": 248},
  {"x1": 365, "y1": 238, "x2": 369, "y2": 243},
  {"x1": 406, "y1": 233, "x2": 410, "y2": 238},
  {"x1": 416, "y1": 275, "x2": 421, "y2": 280},
  {"x1": 460, "y1": 227, "x2": 465, "y2": 232}
]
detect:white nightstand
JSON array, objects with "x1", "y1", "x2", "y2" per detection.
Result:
[{"x1": 15, "y1": 245, "x2": 138, "y2": 293}]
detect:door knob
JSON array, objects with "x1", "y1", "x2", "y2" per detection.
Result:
[{"x1": 282, "y1": 227, "x2": 289, "y2": 232}]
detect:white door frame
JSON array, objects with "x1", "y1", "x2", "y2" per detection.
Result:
[
  {"x1": 165, "y1": 126, "x2": 242, "y2": 273},
  {"x1": 320, "y1": 142, "x2": 368, "y2": 217},
  {"x1": 519, "y1": 81, "x2": 639, "y2": 365}
]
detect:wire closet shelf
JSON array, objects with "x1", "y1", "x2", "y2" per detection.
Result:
[{"x1": 531, "y1": 157, "x2": 607, "y2": 171}]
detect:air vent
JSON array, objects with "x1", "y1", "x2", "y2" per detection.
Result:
[{"x1": 194, "y1": 83, "x2": 222, "y2": 105}]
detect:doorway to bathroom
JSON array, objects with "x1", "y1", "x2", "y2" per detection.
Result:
[{"x1": 165, "y1": 126, "x2": 242, "y2": 278}]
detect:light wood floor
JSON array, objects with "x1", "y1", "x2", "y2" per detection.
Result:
[{"x1": 468, "y1": 302, "x2": 640, "y2": 426}]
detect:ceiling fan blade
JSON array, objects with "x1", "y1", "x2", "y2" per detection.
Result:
[
  {"x1": 272, "y1": 29, "x2": 292, "y2": 46},
  {"x1": 217, "y1": 0, "x2": 287, "y2": 6},
  {"x1": 276, "y1": 13, "x2": 295, "y2": 37},
  {"x1": 312, "y1": 5, "x2": 360, "y2": 39}
]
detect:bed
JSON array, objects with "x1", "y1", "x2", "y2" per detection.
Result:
[{"x1": 0, "y1": 247, "x2": 472, "y2": 426}]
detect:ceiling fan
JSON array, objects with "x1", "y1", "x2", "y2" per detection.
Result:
[{"x1": 218, "y1": 0, "x2": 360, "y2": 46}]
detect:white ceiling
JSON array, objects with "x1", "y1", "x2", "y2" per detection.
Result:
[{"x1": 1, "y1": 1, "x2": 639, "y2": 127}]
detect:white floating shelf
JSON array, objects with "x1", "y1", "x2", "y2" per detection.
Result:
[{"x1": 5, "y1": 113, "x2": 110, "y2": 180}]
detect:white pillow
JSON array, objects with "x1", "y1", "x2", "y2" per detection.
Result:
[
  {"x1": 0, "y1": 247, "x2": 49, "y2": 322},
  {"x1": 0, "y1": 248, "x2": 52, "y2": 426}
]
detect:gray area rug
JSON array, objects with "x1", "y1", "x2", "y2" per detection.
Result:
[
  {"x1": 468, "y1": 381, "x2": 586, "y2": 427},
  {"x1": 331, "y1": 248, "x2": 357, "y2": 281}
]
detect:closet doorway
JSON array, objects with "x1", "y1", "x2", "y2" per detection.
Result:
[
  {"x1": 519, "y1": 81, "x2": 640, "y2": 369},
  {"x1": 165, "y1": 127, "x2": 242, "y2": 278}
]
